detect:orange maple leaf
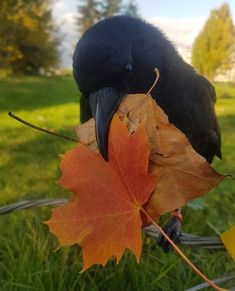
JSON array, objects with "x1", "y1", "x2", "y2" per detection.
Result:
[{"x1": 46, "y1": 116, "x2": 157, "y2": 271}]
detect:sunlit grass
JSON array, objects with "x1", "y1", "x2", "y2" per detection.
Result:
[{"x1": 0, "y1": 77, "x2": 234, "y2": 290}]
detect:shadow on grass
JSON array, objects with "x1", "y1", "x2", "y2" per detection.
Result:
[
  {"x1": 220, "y1": 93, "x2": 234, "y2": 99},
  {"x1": 0, "y1": 76, "x2": 80, "y2": 112}
]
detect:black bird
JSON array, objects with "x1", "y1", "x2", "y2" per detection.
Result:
[{"x1": 72, "y1": 16, "x2": 221, "y2": 250}]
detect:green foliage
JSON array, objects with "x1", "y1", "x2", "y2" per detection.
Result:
[
  {"x1": 77, "y1": 0, "x2": 101, "y2": 34},
  {"x1": 123, "y1": 0, "x2": 140, "y2": 18},
  {"x1": 77, "y1": 0, "x2": 140, "y2": 35},
  {"x1": 0, "y1": 76, "x2": 235, "y2": 290},
  {"x1": 192, "y1": 3, "x2": 235, "y2": 80},
  {"x1": 100, "y1": 0, "x2": 123, "y2": 18},
  {"x1": 0, "y1": 0, "x2": 60, "y2": 75}
]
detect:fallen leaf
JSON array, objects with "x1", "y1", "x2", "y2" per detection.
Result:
[
  {"x1": 120, "y1": 95, "x2": 224, "y2": 220},
  {"x1": 46, "y1": 116, "x2": 157, "y2": 271},
  {"x1": 75, "y1": 94, "x2": 224, "y2": 223},
  {"x1": 220, "y1": 226, "x2": 235, "y2": 261}
]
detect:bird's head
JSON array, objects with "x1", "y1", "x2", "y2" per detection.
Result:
[{"x1": 73, "y1": 16, "x2": 167, "y2": 160}]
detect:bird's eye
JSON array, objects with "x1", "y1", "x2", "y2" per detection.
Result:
[{"x1": 124, "y1": 63, "x2": 133, "y2": 76}]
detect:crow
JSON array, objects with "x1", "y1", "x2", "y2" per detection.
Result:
[{"x1": 72, "y1": 16, "x2": 221, "y2": 251}]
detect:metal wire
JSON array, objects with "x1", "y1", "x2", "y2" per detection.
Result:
[
  {"x1": 0, "y1": 199, "x2": 67, "y2": 215},
  {"x1": 185, "y1": 275, "x2": 235, "y2": 291},
  {"x1": 144, "y1": 225, "x2": 225, "y2": 249},
  {"x1": 0, "y1": 198, "x2": 225, "y2": 249}
]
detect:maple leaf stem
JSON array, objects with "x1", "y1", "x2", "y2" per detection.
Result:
[
  {"x1": 141, "y1": 209, "x2": 225, "y2": 291},
  {"x1": 124, "y1": 69, "x2": 160, "y2": 116},
  {"x1": 145, "y1": 68, "x2": 160, "y2": 96},
  {"x1": 8, "y1": 112, "x2": 78, "y2": 143}
]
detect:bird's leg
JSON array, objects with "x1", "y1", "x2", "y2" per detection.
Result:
[{"x1": 158, "y1": 209, "x2": 182, "y2": 252}]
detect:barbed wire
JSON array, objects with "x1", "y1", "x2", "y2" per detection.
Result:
[
  {"x1": 0, "y1": 198, "x2": 225, "y2": 249},
  {"x1": 0, "y1": 199, "x2": 67, "y2": 215},
  {"x1": 185, "y1": 275, "x2": 235, "y2": 291},
  {"x1": 144, "y1": 225, "x2": 225, "y2": 249}
]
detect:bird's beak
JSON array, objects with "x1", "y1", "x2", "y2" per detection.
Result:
[{"x1": 89, "y1": 87, "x2": 125, "y2": 160}]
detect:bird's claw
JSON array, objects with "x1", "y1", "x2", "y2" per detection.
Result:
[{"x1": 158, "y1": 216, "x2": 181, "y2": 253}]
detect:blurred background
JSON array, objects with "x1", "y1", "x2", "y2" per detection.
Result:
[
  {"x1": 1, "y1": 0, "x2": 235, "y2": 79},
  {"x1": 0, "y1": 1, "x2": 235, "y2": 290}
]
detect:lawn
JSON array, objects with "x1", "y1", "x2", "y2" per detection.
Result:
[{"x1": 0, "y1": 76, "x2": 234, "y2": 291}]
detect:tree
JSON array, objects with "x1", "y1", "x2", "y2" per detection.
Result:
[
  {"x1": 0, "y1": 0, "x2": 60, "y2": 74},
  {"x1": 100, "y1": 0, "x2": 123, "y2": 18},
  {"x1": 77, "y1": 0, "x2": 101, "y2": 34},
  {"x1": 123, "y1": 0, "x2": 139, "y2": 18},
  {"x1": 0, "y1": 1, "x2": 23, "y2": 72},
  {"x1": 78, "y1": 0, "x2": 137, "y2": 35},
  {"x1": 192, "y1": 3, "x2": 235, "y2": 80}
]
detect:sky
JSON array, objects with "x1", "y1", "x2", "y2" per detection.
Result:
[{"x1": 53, "y1": 0, "x2": 235, "y2": 67}]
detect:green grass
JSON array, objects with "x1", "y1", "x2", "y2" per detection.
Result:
[{"x1": 0, "y1": 77, "x2": 234, "y2": 291}]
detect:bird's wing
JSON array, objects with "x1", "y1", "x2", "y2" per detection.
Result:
[
  {"x1": 193, "y1": 75, "x2": 221, "y2": 163},
  {"x1": 177, "y1": 75, "x2": 221, "y2": 163}
]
